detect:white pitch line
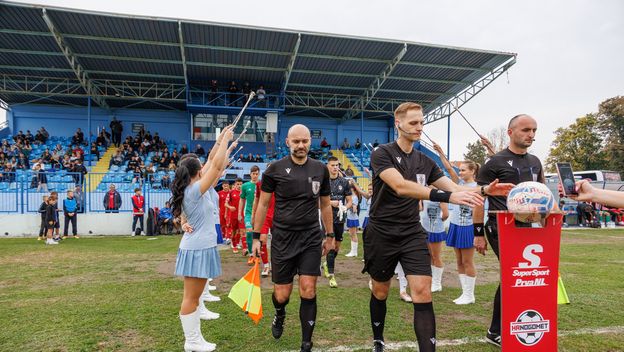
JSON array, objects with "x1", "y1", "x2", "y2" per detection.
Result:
[{"x1": 285, "y1": 326, "x2": 624, "y2": 351}]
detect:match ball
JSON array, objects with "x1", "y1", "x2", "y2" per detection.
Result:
[{"x1": 506, "y1": 182, "x2": 555, "y2": 223}]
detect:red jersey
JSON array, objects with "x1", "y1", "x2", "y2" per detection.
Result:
[
  {"x1": 131, "y1": 194, "x2": 144, "y2": 215},
  {"x1": 227, "y1": 189, "x2": 241, "y2": 219},
  {"x1": 255, "y1": 181, "x2": 275, "y2": 219},
  {"x1": 217, "y1": 190, "x2": 230, "y2": 216}
]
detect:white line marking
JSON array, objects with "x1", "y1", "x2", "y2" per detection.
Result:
[{"x1": 286, "y1": 326, "x2": 624, "y2": 351}]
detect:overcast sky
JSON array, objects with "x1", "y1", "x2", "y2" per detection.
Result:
[{"x1": 5, "y1": 0, "x2": 624, "y2": 161}]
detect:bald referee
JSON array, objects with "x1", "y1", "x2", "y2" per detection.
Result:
[
  {"x1": 473, "y1": 114, "x2": 546, "y2": 347},
  {"x1": 364, "y1": 102, "x2": 512, "y2": 352},
  {"x1": 252, "y1": 124, "x2": 335, "y2": 352}
]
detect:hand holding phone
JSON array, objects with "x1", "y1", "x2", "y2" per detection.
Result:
[{"x1": 556, "y1": 162, "x2": 578, "y2": 196}]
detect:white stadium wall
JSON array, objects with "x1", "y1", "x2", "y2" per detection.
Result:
[{"x1": 0, "y1": 213, "x2": 138, "y2": 237}]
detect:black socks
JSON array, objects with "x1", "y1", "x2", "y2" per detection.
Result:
[
  {"x1": 299, "y1": 296, "x2": 317, "y2": 343},
  {"x1": 327, "y1": 249, "x2": 337, "y2": 274},
  {"x1": 370, "y1": 293, "x2": 387, "y2": 341},
  {"x1": 413, "y1": 302, "x2": 436, "y2": 352},
  {"x1": 272, "y1": 292, "x2": 289, "y2": 316}
]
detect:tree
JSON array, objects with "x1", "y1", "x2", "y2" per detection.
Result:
[
  {"x1": 545, "y1": 113, "x2": 607, "y2": 172},
  {"x1": 463, "y1": 139, "x2": 487, "y2": 165},
  {"x1": 597, "y1": 96, "x2": 624, "y2": 174},
  {"x1": 486, "y1": 126, "x2": 509, "y2": 153}
]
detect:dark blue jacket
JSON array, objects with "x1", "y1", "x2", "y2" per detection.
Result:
[{"x1": 63, "y1": 197, "x2": 77, "y2": 213}]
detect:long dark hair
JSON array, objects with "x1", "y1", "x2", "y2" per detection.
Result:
[{"x1": 170, "y1": 156, "x2": 201, "y2": 218}]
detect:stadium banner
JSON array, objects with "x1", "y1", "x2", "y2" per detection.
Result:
[{"x1": 497, "y1": 212, "x2": 563, "y2": 351}]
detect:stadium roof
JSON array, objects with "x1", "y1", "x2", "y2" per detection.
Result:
[{"x1": 0, "y1": 1, "x2": 516, "y2": 122}]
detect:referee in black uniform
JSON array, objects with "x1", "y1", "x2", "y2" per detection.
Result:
[
  {"x1": 473, "y1": 114, "x2": 545, "y2": 348},
  {"x1": 364, "y1": 102, "x2": 512, "y2": 352},
  {"x1": 322, "y1": 156, "x2": 352, "y2": 288},
  {"x1": 252, "y1": 124, "x2": 335, "y2": 352}
]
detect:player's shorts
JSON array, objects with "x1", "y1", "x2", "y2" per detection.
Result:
[
  {"x1": 244, "y1": 213, "x2": 253, "y2": 229},
  {"x1": 46, "y1": 222, "x2": 57, "y2": 230},
  {"x1": 427, "y1": 231, "x2": 447, "y2": 243},
  {"x1": 261, "y1": 216, "x2": 273, "y2": 235},
  {"x1": 271, "y1": 227, "x2": 323, "y2": 284},
  {"x1": 330, "y1": 222, "x2": 345, "y2": 242},
  {"x1": 362, "y1": 221, "x2": 431, "y2": 282}
]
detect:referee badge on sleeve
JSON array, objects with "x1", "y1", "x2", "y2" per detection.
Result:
[
  {"x1": 417, "y1": 174, "x2": 427, "y2": 185},
  {"x1": 312, "y1": 181, "x2": 320, "y2": 195}
]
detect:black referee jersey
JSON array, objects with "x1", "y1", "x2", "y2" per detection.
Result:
[
  {"x1": 369, "y1": 141, "x2": 444, "y2": 234},
  {"x1": 261, "y1": 156, "x2": 331, "y2": 232},
  {"x1": 476, "y1": 148, "x2": 545, "y2": 212}
]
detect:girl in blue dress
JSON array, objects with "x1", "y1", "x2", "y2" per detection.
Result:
[{"x1": 171, "y1": 126, "x2": 234, "y2": 352}]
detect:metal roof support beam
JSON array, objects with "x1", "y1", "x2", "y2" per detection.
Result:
[
  {"x1": 288, "y1": 83, "x2": 450, "y2": 97},
  {"x1": 423, "y1": 56, "x2": 516, "y2": 125},
  {"x1": 177, "y1": 21, "x2": 189, "y2": 87},
  {"x1": 40, "y1": 9, "x2": 109, "y2": 109},
  {"x1": 343, "y1": 43, "x2": 407, "y2": 120},
  {"x1": 0, "y1": 98, "x2": 9, "y2": 111},
  {"x1": 282, "y1": 33, "x2": 301, "y2": 93},
  {"x1": 0, "y1": 64, "x2": 185, "y2": 81}
]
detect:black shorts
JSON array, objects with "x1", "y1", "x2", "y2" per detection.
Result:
[
  {"x1": 333, "y1": 222, "x2": 345, "y2": 242},
  {"x1": 362, "y1": 222, "x2": 431, "y2": 282},
  {"x1": 271, "y1": 227, "x2": 323, "y2": 285},
  {"x1": 54, "y1": 219, "x2": 60, "y2": 229},
  {"x1": 46, "y1": 222, "x2": 57, "y2": 230}
]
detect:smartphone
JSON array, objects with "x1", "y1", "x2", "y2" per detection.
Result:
[{"x1": 556, "y1": 162, "x2": 578, "y2": 196}]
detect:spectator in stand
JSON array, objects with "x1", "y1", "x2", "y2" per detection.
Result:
[
  {"x1": 110, "y1": 117, "x2": 123, "y2": 147},
  {"x1": 41, "y1": 149, "x2": 52, "y2": 164},
  {"x1": 180, "y1": 144, "x2": 189, "y2": 155},
  {"x1": 96, "y1": 131, "x2": 107, "y2": 147},
  {"x1": 171, "y1": 150, "x2": 180, "y2": 165},
  {"x1": 16, "y1": 152, "x2": 29, "y2": 170},
  {"x1": 90, "y1": 143, "x2": 100, "y2": 161},
  {"x1": 159, "y1": 201, "x2": 177, "y2": 234},
  {"x1": 2, "y1": 163, "x2": 16, "y2": 182},
  {"x1": 131, "y1": 166, "x2": 144, "y2": 185},
  {"x1": 144, "y1": 130, "x2": 152, "y2": 142},
  {"x1": 131, "y1": 188, "x2": 145, "y2": 236},
  {"x1": 37, "y1": 195, "x2": 48, "y2": 241},
  {"x1": 22, "y1": 140, "x2": 32, "y2": 158},
  {"x1": 254, "y1": 154, "x2": 264, "y2": 162},
  {"x1": 72, "y1": 144, "x2": 85, "y2": 161},
  {"x1": 14, "y1": 130, "x2": 25, "y2": 141},
  {"x1": 25, "y1": 130, "x2": 34, "y2": 142},
  {"x1": 210, "y1": 79, "x2": 219, "y2": 102},
  {"x1": 256, "y1": 85, "x2": 266, "y2": 107},
  {"x1": 110, "y1": 150, "x2": 124, "y2": 168},
  {"x1": 33, "y1": 163, "x2": 48, "y2": 192},
  {"x1": 161, "y1": 151, "x2": 171, "y2": 169},
  {"x1": 194, "y1": 144, "x2": 206, "y2": 157},
  {"x1": 153, "y1": 132, "x2": 161, "y2": 147},
  {"x1": 228, "y1": 80, "x2": 239, "y2": 106},
  {"x1": 145, "y1": 163, "x2": 156, "y2": 184},
  {"x1": 242, "y1": 81, "x2": 252, "y2": 102},
  {"x1": 341, "y1": 138, "x2": 351, "y2": 150},
  {"x1": 72, "y1": 159, "x2": 88, "y2": 186},
  {"x1": 168, "y1": 160, "x2": 177, "y2": 172},
  {"x1": 103, "y1": 184, "x2": 122, "y2": 213},
  {"x1": 355, "y1": 137, "x2": 363, "y2": 149},
  {"x1": 161, "y1": 174, "x2": 172, "y2": 189},
  {"x1": 141, "y1": 138, "x2": 151, "y2": 153},
  {"x1": 63, "y1": 190, "x2": 79, "y2": 238},
  {"x1": 372, "y1": 139, "x2": 379, "y2": 148},
  {"x1": 344, "y1": 165, "x2": 355, "y2": 177},
  {"x1": 320, "y1": 137, "x2": 330, "y2": 149},
  {"x1": 127, "y1": 155, "x2": 140, "y2": 172},
  {"x1": 71, "y1": 130, "x2": 83, "y2": 146}
]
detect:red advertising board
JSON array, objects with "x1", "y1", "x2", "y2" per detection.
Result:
[{"x1": 497, "y1": 212, "x2": 563, "y2": 351}]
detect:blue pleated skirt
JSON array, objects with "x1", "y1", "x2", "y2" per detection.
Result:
[
  {"x1": 174, "y1": 247, "x2": 222, "y2": 279},
  {"x1": 346, "y1": 219, "x2": 360, "y2": 229},
  {"x1": 215, "y1": 224, "x2": 223, "y2": 245},
  {"x1": 446, "y1": 223, "x2": 474, "y2": 248},
  {"x1": 427, "y1": 231, "x2": 447, "y2": 243},
  {"x1": 362, "y1": 217, "x2": 369, "y2": 229}
]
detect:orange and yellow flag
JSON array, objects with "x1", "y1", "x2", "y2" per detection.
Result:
[{"x1": 228, "y1": 258, "x2": 263, "y2": 323}]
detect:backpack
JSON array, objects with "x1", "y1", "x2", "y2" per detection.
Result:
[{"x1": 146, "y1": 208, "x2": 155, "y2": 236}]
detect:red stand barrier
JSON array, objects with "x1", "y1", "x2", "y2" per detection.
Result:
[{"x1": 497, "y1": 212, "x2": 563, "y2": 351}]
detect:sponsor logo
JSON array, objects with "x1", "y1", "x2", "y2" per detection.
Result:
[
  {"x1": 312, "y1": 181, "x2": 320, "y2": 195},
  {"x1": 285, "y1": 168, "x2": 291, "y2": 174},
  {"x1": 507, "y1": 160, "x2": 514, "y2": 167},
  {"x1": 308, "y1": 320, "x2": 315, "y2": 326},
  {"x1": 396, "y1": 156, "x2": 402, "y2": 163},
  {"x1": 510, "y1": 310, "x2": 549, "y2": 346},
  {"x1": 416, "y1": 174, "x2": 426, "y2": 185},
  {"x1": 512, "y1": 244, "x2": 549, "y2": 287}
]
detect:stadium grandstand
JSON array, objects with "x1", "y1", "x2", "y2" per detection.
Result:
[{"x1": 0, "y1": 1, "x2": 515, "y2": 234}]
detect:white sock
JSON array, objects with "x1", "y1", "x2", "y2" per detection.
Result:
[{"x1": 351, "y1": 241, "x2": 358, "y2": 255}]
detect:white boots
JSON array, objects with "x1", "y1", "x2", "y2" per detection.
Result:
[
  {"x1": 454, "y1": 274, "x2": 476, "y2": 305},
  {"x1": 345, "y1": 241, "x2": 358, "y2": 257},
  {"x1": 198, "y1": 299, "x2": 220, "y2": 320},
  {"x1": 431, "y1": 266, "x2": 444, "y2": 292},
  {"x1": 180, "y1": 309, "x2": 216, "y2": 352},
  {"x1": 200, "y1": 281, "x2": 221, "y2": 302}
]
